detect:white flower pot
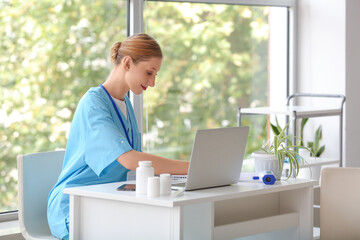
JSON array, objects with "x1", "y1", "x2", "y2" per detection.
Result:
[
  {"x1": 297, "y1": 165, "x2": 322, "y2": 181},
  {"x1": 252, "y1": 152, "x2": 283, "y2": 180}
]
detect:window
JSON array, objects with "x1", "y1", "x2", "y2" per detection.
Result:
[
  {"x1": 143, "y1": 1, "x2": 288, "y2": 161},
  {"x1": 0, "y1": 0, "x2": 127, "y2": 214}
]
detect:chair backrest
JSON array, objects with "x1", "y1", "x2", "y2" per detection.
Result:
[
  {"x1": 17, "y1": 150, "x2": 65, "y2": 240},
  {"x1": 320, "y1": 167, "x2": 360, "y2": 240}
]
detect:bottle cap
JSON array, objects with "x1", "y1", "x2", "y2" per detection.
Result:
[
  {"x1": 139, "y1": 161, "x2": 152, "y2": 167},
  {"x1": 160, "y1": 173, "x2": 171, "y2": 179},
  {"x1": 148, "y1": 176, "x2": 160, "y2": 183}
]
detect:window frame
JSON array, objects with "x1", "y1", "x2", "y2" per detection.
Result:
[{"x1": 0, "y1": 211, "x2": 17, "y2": 222}]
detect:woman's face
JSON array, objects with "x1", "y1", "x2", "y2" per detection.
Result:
[{"x1": 125, "y1": 57, "x2": 162, "y2": 95}]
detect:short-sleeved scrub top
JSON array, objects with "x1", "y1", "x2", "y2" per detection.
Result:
[{"x1": 47, "y1": 86, "x2": 141, "y2": 240}]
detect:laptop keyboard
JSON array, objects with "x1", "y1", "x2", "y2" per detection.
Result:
[{"x1": 172, "y1": 182, "x2": 186, "y2": 187}]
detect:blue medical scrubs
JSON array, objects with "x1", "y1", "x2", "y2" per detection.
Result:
[{"x1": 47, "y1": 86, "x2": 141, "y2": 240}]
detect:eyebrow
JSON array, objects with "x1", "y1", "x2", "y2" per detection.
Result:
[{"x1": 151, "y1": 67, "x2": 157, "y2": 71}]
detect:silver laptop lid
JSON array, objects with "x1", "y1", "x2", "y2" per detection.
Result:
[{"x1": 185, "y1": 126, "x2": 249, "y2": 191}]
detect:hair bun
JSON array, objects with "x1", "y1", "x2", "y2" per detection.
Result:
[
  {"x1": 110, "y1": 42, "x2": 122, "y2": 64},
  {"x1": 110, "y1": 34, "x2": 163, "y2": 65}
]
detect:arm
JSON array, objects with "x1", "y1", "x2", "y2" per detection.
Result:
[{"x1": 117, "y1": 150, "x2": 189, "y2": 175}]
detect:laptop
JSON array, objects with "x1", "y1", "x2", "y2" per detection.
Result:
[{"x1": 173, "y1": 126, "x2": 249, "y2": 191}]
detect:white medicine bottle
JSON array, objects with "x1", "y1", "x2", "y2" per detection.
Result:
[
  {"x1": 160, "y1": 173, "x2": 172, "y2": 195},
  {"x1": 136, "y1": 161, "x2": 154, "y2": 194}
]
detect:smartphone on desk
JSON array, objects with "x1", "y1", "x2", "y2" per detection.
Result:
[{"x1": 117, "y1": 184, "x2": 136, "y2": 191}]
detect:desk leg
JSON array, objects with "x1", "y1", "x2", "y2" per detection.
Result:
[
  {"x1": 184, "y1": 202, "x2": 214, "y2": 240},
  {"x1": 171, "y1": 202, "x2": 214, "y2": 239},
  {"x1": 280, "y1": 186, "x2": 313, "y2": 240},
  {"x1": 171, "y1": 206, "x2": 183, "y2": 240},
  {"x1": 68, "y1": 195, "x2": 80, "y2": 240}
]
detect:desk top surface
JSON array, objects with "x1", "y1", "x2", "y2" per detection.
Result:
[{"x1": 64, "y1": 178, "x2": 316, "y2": 207}]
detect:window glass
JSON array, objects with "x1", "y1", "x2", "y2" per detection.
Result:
[
  {"x1": 0, "y1": 0, "x2": 127, "y2": 213},
  {"x1": 143, "y1": 2, "x2": 287, "y2": 162}
]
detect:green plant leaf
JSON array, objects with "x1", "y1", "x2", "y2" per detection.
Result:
[
  {"x1": 317, "y1": 145, "x2": 325, "y2": 157},
  {"x1": 270, "y1": 123, "x2": 280, "y2": 136},
  {"x1": 261, "y1": 147, "x2": 270, "y2": 154},
  {"x1": 300, "y1": 118, "x2": 309, "y2": 147},
  {"x1": 318, "y1": 126, "x2": 323, "y2": 140},
  {"x1": 291, "y1": 152, "x2": 300, "y2": 176},
  {"x1": 313, "y1": 127, "x2": 321, "y2": 152},
  {"x1": 274, "y1": 136, "x2": 279, "y2": 156},
  {"x1": 301, "y1": 118, "x2": 309, "y2": 130},
  {"x1": 275, "y1": 117, "x2": 281, "y2": 129}
]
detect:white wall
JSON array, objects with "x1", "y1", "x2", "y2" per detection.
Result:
[
  {"x1": 297, "y1": 0, "x2": 345, "y2": 162},
  {"x1": 297, "y1": 0, "x2": 360, "y2": 167},
  {"x1": 345, "y1": 0, "x2": 360, "y2": 167},
  {"x1": 298, "y1": 0, "x2": 345, "y2": 95}
]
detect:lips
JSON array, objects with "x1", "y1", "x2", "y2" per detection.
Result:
[{"x1": 141, "y1": 85, "x2": 147, "y2": 91}]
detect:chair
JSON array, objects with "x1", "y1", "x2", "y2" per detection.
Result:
[
  {"x1": 17, "y1": 150, "x2": 65, "y2": 240},
  {"x1": 320, "y1": 167, "x2": 360, "y2": 240}
]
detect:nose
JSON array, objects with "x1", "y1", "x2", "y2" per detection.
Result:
[{"x1": 148, "y1": 76, "x2": 155, "y2": 87}]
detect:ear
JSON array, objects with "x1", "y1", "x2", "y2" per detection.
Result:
[{"x1": 122, "y1": 56, "x2": 133, "y2": 71}]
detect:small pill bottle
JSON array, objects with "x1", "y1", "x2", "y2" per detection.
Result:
[
  {"x1": 160, "y1": 173, "x2": 172, "y2": 195},
  {"x1": 147, "y1": 176, "x2": 160, "y2": 197}
]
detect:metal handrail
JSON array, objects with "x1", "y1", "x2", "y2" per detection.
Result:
[{"x1": 286, "y1": 93, "x2": 346, "y2": 108}]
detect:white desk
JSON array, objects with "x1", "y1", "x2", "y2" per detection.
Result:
[{"x1": 64, "y1": 178, "x2": 316, "y2": 240}]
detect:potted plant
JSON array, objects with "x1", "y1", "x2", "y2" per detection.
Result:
[
  {"x1": 252, "y1": 118, "x2": 311, "y2": 180},
  {"x1": 297, "y1": 118, "x2": 325, "y2": 180}
]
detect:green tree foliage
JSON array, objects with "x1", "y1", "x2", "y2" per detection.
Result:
[
  {"x1": 143, "y1": 2, "x2": 269, "y2": 159},
  {"x1": 0, "y1": 0, "x2": 126, "y2": 212}
]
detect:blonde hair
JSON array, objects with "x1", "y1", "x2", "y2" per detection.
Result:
[{"x1": 110, "y1": 33, "x2": 163, "y2": 65}]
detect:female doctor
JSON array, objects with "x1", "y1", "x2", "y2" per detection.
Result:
[{"x1": 47, "y1": 33, "x2": 190, "y2": 240}]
